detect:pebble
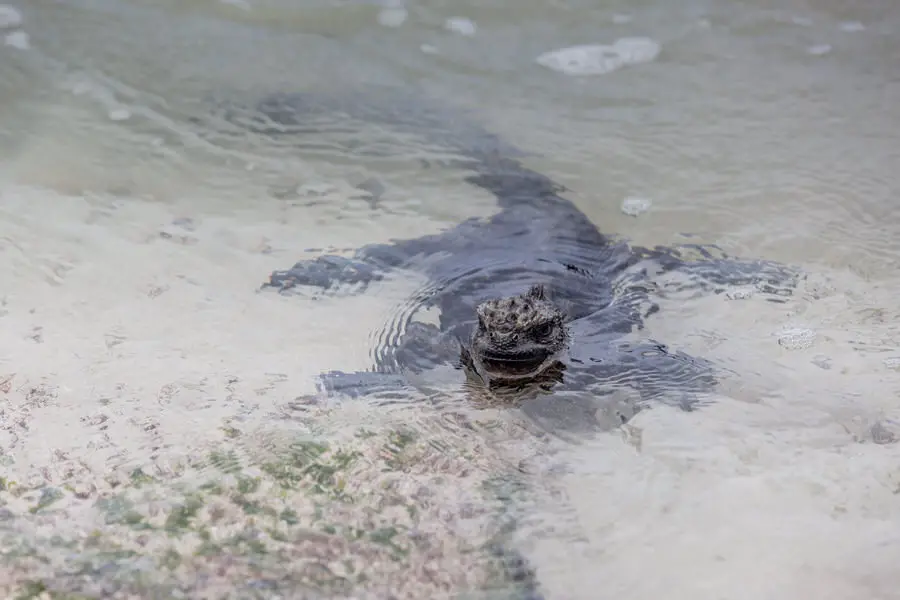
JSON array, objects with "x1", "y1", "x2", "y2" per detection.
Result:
[
  {"x1": 776, "y1": 327, "x2": 816, "y2": 350},
  {"x1": 869, "y1": 421, "x2": 897, "y2": 445},
  {"x1": 72, "y1": 482, "x2": 96, "y2": 499},
  {"x1": 811, "y1": 354, "x2": 832, "y2": 370},
  {"x1": 724, "y1": 287, "x2": 755, "y2": 301},
  {"x1": 882, "y1": 357, "x2": 900, "y2": 370}
]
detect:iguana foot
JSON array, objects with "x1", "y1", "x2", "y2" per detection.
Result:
[
  {"x1": 316, "y1": 370, "x2": 413, "y2": 400},
  {"x1": 265, "y1": 255, "x2": 384, "y2": 293}
]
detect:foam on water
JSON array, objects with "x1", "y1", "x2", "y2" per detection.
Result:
[
  {"x1": 0, "y1": 3, "x2": 26, "y2": 51},
  {"x1": 0, "y1": 4, "x2": 21, "y2": 29},
  {"x1": 444, "y1": 16, "x2": 476, "y2": 37},
  {"x1": 107, "y1": 107, "x2": 131, "y2": 121},
  {"x1": 3, "y1": 29, "x2": 26, "y2": 50},
  {"x1": 378, "y1": 7, "x2": 408, "y2": 28},
  {"x1": 536, "y1": 37, "x2": 661, "y2": 76},
  {"x1": 840, "y1": 21, "x2": 866, "y2": 33},
  {"x1": 620, "y1": 196, "x2": 652, "y2": 217},
  {"x1": 808, "y1": 44, "x2": 832, "y2": 56},
  {"x1": 219, "y1": 0, "x2": 252, "y2": 10}
]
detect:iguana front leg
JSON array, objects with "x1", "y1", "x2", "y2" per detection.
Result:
[
  {"x1": 264, "y1": 232, "x2": 447, "y2": 295},
  {"x1": 633, "y1": 243, "x2": 801, "y2": 302},
  {"x1": 315, "y1": 321, "x2": 461, "y2": 400}
]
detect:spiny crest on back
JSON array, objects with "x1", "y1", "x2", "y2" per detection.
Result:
[{"x1": 526, "y1": 283, "x2": 546, "y2": 301}]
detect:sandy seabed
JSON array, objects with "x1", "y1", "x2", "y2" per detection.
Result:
[{"x1": 2, "y1": 126, "x2": 900, "y2": 599}]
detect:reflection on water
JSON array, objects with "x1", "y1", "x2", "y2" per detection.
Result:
[{"x1": 2, "y1": 0, "x2": 900, "y2": 598}]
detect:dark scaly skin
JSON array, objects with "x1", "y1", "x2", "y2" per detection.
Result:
[{"x1": 247, "y1": 90, "x2": 798, "y2": 422}]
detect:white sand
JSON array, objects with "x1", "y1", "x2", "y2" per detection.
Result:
[
  {"x1": 517, "y1": 266, "x2": 900, "y2": 599},
  {"x1": 0, "y1": 183, "x2": 372, "y2": 478},
  {"x1": 0, "y1": 102, "x2": 453, "y2": 487}
]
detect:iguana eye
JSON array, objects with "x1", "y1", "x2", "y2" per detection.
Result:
[{"x1": 533, "y1": 322, "x2": 554, "y2": 338}]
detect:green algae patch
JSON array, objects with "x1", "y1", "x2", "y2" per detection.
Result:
[
  {"x1": 127, "y1": 468, "x2": 158, "y2": 488},
  {"x1": 28, "y1": 488, "x2": 64, "y2": 515},
  {"x1": 12, "y1": 580, "x2": 93, "y2": 600},
  {"x1": 0, "y1": 410, "x2": 546, "y2": 599},
  {"x1": 164, "y1": 494, "x2": 205, "y2": 533}
]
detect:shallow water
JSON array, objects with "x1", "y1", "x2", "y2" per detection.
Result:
[{"x1": 2, "y1": 0, "x2": 900, "y2": 598}]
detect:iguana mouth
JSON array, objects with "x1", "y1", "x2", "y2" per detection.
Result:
[
  {"x1": 476, "y1": 351, "x2": 555, "y2": 379},
  {"x1": 480, "y1": 348, "x2": 550, "y2": 362}
]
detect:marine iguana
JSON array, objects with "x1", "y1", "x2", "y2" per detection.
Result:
[
  {"x1": 240, "y1": 90, "x2": 798, "y2": 427},
  {"x1": 207, "y1": 90, "x2": 801, "y2": 599}
]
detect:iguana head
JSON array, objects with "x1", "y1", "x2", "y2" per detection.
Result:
[{"x1": 467, "y1": 284, "x2": 569, "y2": 381}]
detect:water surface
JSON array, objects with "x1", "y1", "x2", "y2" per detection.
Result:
[{"x1": 2, "y1": 1, "x2": 900, "y2": 598}]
